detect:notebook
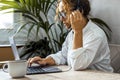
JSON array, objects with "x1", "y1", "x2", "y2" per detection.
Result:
[{"x1": 9, "y1": 36, "x2": 62, "y2": 75}]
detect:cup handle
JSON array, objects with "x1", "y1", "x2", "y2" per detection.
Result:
[{"x1": 2, "y1": 63, "x2": 8, "y2": 73}]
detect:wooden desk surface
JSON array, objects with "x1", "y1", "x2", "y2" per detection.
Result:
[{"x1": 0, "y1": 65, "x2": 120, "y2": 80}]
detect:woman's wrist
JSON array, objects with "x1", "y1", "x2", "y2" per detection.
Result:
[
  {"x1": 74, "y1": 29, "x2": 82, "y2": 34},
  {"x1": 72, "y1": 29, "x2": 83, "y2": 49},
  {"x1": 44, "y1": 57, "x2": 56, "y2": 66}
]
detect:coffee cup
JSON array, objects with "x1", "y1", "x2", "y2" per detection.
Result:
[{"x1": 2, "y1": 60, "x2": 27, "y2": 78}]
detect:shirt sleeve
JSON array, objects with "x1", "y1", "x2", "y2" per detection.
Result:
[
  {"x1": 68, "y1": 35, "x2": 103, "y2": 70},
  {"x1": 47, "y1": 36, "x2": 68, "y2": 65}
]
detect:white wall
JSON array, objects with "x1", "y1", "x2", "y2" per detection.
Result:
[{"x1": 89, "y1": 0, "x2": 120, "y2": 44}]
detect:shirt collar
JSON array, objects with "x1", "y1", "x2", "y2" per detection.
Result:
[{"x1": 83, "y1": 19, "x2": 92, "y2": 34}]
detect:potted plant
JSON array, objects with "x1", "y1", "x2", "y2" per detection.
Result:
[{"x1": 0, "y1": 0, "x2": 69, "y2": 58}]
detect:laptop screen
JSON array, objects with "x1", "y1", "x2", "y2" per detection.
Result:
[{"x1": 9, "y1": 36, "x2": 20, "y2": 60}]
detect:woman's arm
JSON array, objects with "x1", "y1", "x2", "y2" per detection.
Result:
[{"x1": 27, "y1": 56, "x2": 55, "y2": 66}]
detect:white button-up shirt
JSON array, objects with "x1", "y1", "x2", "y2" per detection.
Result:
[{"x1": 48, "y1": 20, "x2": 113, "y2": 72}]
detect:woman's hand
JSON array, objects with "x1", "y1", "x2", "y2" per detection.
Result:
[
  {"x1": 27, "y1": 56, "x2": 56, "y2": 67},
  {"x1": 70, "y1": 10, "x2": 88, "y2": 49},
  {"x1": 70, "y1": 10, "x2": 87, "y2": 32},
  {"x1": 27, "y1": 56, "x2": 47, "y2": 67}
]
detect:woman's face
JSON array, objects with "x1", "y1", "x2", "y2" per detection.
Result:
[{"x1": 58, "y1": 1, "x2": 71, "y2": 29}]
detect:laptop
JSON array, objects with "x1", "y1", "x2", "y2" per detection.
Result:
[{"x1": 9, "y1": 36, "x2": 62, "y2": 75}]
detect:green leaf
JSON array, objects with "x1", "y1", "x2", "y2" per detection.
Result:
[
  {"x1": 27, "y1": 23, "x2": 35, "y2": 37},
  {"x1": 48, "y1": 23, "x2": 55, "y2": 31},
  {"x1": 0, "y1": 1, "x2": 19, "y2": 7},
  {"x1": 36, "y1": 24, "x2": 40, "y2": 38},
  {"x1": 22, "y1": 13, "x2": 38, "y2": 23},
  {"x1": 19, "y1": 0, "x2": 25, "y2": 7},
  {"x1": 44, "y1": 0, "x2": 51, "y2": 13},
  {"x1": 15, "y1": 22, "x2": 30, "y2": 33},
  {"x1": 46, "y1": 0, "x2": 56, "y2": 14}
]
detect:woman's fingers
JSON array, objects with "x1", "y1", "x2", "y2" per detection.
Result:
[
  {"x1": 27, "y1": 56, "x2": 42, "y2": 67},
  {"x1": 70, "y1": 10, "x2": 84, "y2": 31},
  {"x1": 37, "y1": 60, "x2": 47, "y2": 66},
  {"x1": 27, "y1": 58, "x2": 32, "y2": 67}
]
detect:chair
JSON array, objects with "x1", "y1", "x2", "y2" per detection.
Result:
[{"x1": 109, "y1": 44, "x2": 120, "y2": 73}]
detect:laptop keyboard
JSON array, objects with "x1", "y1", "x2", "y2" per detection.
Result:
[{"x1": 27, "y1": 66, "x2": 62, "y2": 75}]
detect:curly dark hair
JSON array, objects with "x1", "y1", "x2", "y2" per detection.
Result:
[
  {"x1": 55, "y1": 0, "x2": 90, "y2": 20},
  {"x1": 70, "y1": 0, "x2": 90, "y2": 16}
]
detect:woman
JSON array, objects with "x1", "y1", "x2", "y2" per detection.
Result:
[{"x1": 28, "y1": 0, "x2": 113, "y2": 72}]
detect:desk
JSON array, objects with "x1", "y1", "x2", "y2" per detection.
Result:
[{"x1": 0, "y1": 65, "x2": 120, "y2": 80}]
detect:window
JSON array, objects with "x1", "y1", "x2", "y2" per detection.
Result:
[
  {"x1": 0, "y1": 1, "x2": 27, "y2": 46},
  {"x1": 0, "y1": 3, "x2": 13, "y2": 29}
]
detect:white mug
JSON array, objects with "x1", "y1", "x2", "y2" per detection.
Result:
[{"x1": 2, "y1": 60, "x2": 27, "y2": 78}]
